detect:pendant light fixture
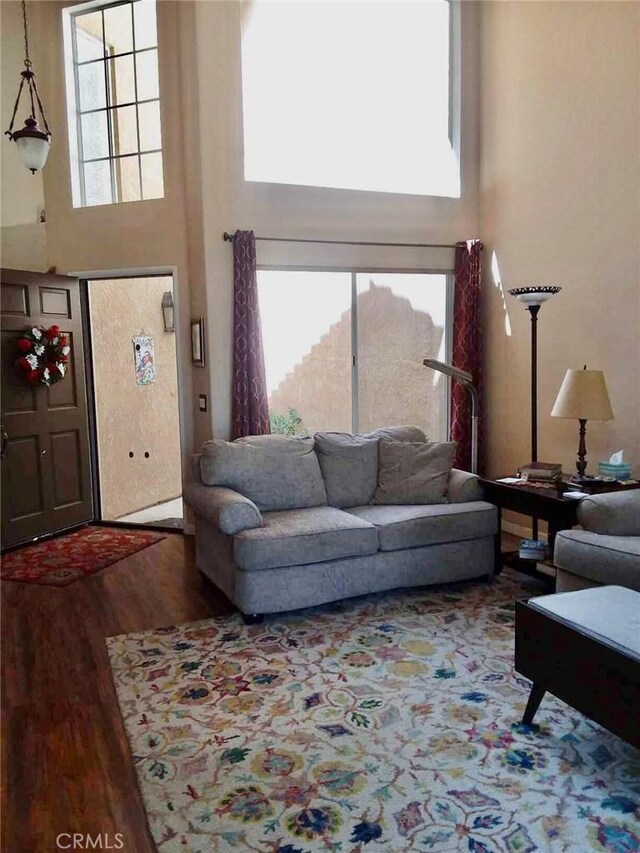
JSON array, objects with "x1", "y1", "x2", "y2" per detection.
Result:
[{"x1": 5, "y1": 0, "x2": 51, "y2": 174}]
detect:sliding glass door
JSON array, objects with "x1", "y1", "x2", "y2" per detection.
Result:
[{"x1": 257, "y1": 269, "x2": 451, "y2": 439}]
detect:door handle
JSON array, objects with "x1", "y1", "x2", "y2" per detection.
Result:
[{"x1": 1, "y1": 425, "x2": 7, "y2": 459}]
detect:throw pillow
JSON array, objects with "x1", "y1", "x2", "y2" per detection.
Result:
[
  {"x1": 200, "y1": 436, "x2": 327, "y2": 512},
  {"x1": 315, "y1": 426, "x2": 429, "y2": 508},
  {"x1": 365, "y1": 425, "x2": 429, "y2": 444},
  {"x1": 314, "y1": 432, "x2": 380, "y2": 507},
  {"x1": 373, "y1": 440, "x2": 456, "y2": 505}
]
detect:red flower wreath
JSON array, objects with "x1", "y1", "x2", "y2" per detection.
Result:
[{"x1": 15, "y1": 325, "x2": 70, "y2": 386}]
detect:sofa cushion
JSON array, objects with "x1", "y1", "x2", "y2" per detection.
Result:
[
  {"x1": 373, "y1": 441, "x2": 456, "y2": 505},
  {"x1": 554, "y1": 530, "x2": 640, "y2": 591},
  {"x1": 233, "y1": 506, "x2": 379, "y2": 571},
  {"x1": 314, "y1": 426, "x2": 428, "y2": 508},
  {"x1": 345, "y1": 502, "x2": 497, "y2": 551},
  {"x1": 200, "y1": 436, "x2": 327, "y2": 512}
]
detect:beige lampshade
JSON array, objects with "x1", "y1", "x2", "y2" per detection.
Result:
[{"x1": 551, "y1": 369, "x2": 613, "y2": 421}]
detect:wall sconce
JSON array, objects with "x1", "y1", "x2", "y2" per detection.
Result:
[
  {"x1": 161, "y1": 291, "x2": 175, "y2": 333},
  {"x1": 5, "y1": 0, "x2": 52, "y2": 174}
]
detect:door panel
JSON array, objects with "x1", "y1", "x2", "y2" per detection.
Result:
[
  {"x1": 1, "y1": 269, "x2": 93, "y2": 548},
  {"x1": 4, "y1": 435, "x2": 44, "y2": 520},
  {"x1": 1, "y1": 330, "x2": 38, "y2": 414},
  {"x1": 2, "y1": 284, "x2": 30, "y2": 316},
  {"x1": 39, "y1": 286, "x2": 71, "y2": 318},
  {"x1": 50, "y1": 430, "x2": 83, "y2": 507}
]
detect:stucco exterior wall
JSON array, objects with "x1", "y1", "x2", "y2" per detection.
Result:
[
  {"x1": 89, "y1": 276, "x2": 181, "y2": 519},
  {"x1": 269, "y1": 284, "x2": 445, "y2": 438}
]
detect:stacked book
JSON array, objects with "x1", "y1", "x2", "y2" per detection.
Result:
[
  {"x1": 519, "y1": 539, "x2": 548, "y2": 561},
  {"x1": 519, "y1": 461, "x2": 563, "y2": 483}
]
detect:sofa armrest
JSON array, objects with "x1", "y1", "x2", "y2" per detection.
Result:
[
  {"x1": 577, "y1": 490, "x2": 640, "y2": 536},
  {"x1": 447, "y1": 469, "x2": 484, "y2": 503},
  {"x1": 183, "y1": 482, "x2": 263, "y2": 535}
]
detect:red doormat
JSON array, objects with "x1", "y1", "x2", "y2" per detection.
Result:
[{"x1": 1, "y1": 526, "x2": 165, "y2": 586}]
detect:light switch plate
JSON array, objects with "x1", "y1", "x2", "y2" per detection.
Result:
[{"x1": 198, "y1": 394, "x2": 207, "y2": 412}]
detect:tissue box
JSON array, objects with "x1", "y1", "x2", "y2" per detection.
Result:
[{"x1": 598, "y1": 462, "x2": 632, "y2": 480}]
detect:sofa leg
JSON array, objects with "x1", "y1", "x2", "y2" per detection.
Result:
[{"x1": 242, "y1": 612, "x2": 265, "y2": 625}]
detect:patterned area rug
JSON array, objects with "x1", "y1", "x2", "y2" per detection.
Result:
[
  {"x1": 107, "y1": 574, "x2": 640, "y2": 852},
  {"x1": 1, "y1": 526, "x2": 165, "y2": 586}
]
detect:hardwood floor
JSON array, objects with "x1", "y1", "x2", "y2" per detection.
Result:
[
  {"x1": 1, "y1": 533, "x2": 233, "y2": 853},
  {"x1": 2, "y1": 531, "x2": 522, "y2": 852}
]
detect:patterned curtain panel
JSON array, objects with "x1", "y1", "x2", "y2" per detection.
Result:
[
  {"x1": 231, "y1": 231, "x2": 271, "y2": 439},
  {"x1": 451, "y1": 240, "x2": 483, "y2": 471}
]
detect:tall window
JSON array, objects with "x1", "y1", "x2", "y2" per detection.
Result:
[
  {"x1": 63, "y1": 0, "x2": 164, "y2": 207},
  {"x1": 242, "y1": 1, "x2": 459, "y2": 197},
  {"x1": 258, "y1": 270, "x2": 451, "y2": 439}
]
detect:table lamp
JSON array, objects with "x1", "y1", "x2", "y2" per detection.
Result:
[{"x1": 551, "y1": 366, "x2": 613, "y2": 478}]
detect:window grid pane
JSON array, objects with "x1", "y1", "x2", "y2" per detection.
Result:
[
  {"x1": 79, "y1": 97, "x2": 161, "y2": 117},
  {"x1": 356, "y1": 273, "x2": 448, "y2": 439},
  {"x1": 115, "y1": 153, "x2": 142, "y2": 202},
  {"x1": 258, "y1": 271, "x2": 353, "y2": 435},
  {"x1": 70, "y1": 0, "x2": 163, "y2": 207},
  {"x1": 76, "y1": 45, "x2": 159, "y2": 68}
]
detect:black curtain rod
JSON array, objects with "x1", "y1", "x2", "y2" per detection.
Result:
[{"x1": 222, "y1": 232, "x2": 464, "y2": 250}]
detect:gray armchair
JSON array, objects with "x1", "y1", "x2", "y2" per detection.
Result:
[{"x1": 554, "y1": 490, "x2": 640, "y2": 592}]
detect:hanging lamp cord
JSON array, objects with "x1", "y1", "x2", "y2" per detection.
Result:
[
  {"x1": 22, "y1": 0, "x2": 31, "y2": 68},
  {"x1": 5, "y1": 0, "x2": 51, "y2": 139}
]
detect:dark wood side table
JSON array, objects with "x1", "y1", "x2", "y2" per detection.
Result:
[
  {"x1": 479, "y1": 477, "x2": 640, "y2": 583},
  {"x1": 479, "y1": 478, "x2": 580, "y2": 582}
]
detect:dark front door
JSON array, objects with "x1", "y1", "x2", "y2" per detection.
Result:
[{"x1": 1, "y1": 269, "x2": 93, "y2": 548}]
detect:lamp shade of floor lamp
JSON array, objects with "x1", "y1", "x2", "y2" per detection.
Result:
[
  {"x1": 423, "y1": 359, "x2": 479, "y2": 474},
  {"x1": 551, "y1": 366, "x2": 613, "y2": 477}
]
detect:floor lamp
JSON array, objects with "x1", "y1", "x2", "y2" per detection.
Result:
[
  {"x1": 507, "y1": 286, "x2": 561, "y2": 539},
  {"x1": 423, "y1": 359, "x2": 479, "y2": 474}
]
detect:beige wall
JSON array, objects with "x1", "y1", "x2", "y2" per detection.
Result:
[
  {"x1": 480, "y1": 1, "x2": 640, "y2": 493},
  {"x1": 90, "y1": 276, "x2": 181, "y2": 519},
  {"x1": 0, "y1": 0, "x2": 47, "y2": 269}
]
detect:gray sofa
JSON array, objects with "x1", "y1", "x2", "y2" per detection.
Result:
[
  {"x1": 554, "y1": 490, "x2": 640, "y2": 592},
  {"x1": 184, "y1": 427, "x2": 498, "y2": 619}
]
